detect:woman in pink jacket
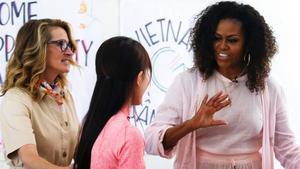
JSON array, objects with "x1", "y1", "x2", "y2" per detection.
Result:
[
  {"x1": 74, "y1": 36, "x2": 152, "y2": 169},
  {"x1": 145, "y1": 1, "x2": 300, "y2": 169}
]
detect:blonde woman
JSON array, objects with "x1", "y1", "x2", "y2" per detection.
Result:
[{"x1": 0, "y1": 19, "x2": 79, "y2": 169}]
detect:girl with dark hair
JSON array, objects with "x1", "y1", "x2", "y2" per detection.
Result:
[
  {"x1": 145, "y1": 1, "x2": 300, "y2": 169},
  {"x1": 74, "y1": 36, "x2": 152, "y2": 169}
]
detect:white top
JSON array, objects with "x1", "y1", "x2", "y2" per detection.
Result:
[{"x1": 196, "y1": 71, "x2": 263, "y2": 154}]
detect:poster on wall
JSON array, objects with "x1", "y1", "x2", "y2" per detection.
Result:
[
  {"x1": 0, "y1": 0, "x2": 104, "y2": 166},
  {"x1": 120, "y1": 0, "x2": 215, "y2": 131}
]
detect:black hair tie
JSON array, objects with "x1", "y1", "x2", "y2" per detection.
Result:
[{"x1": 97, "y1": 75, "x2": 111, "y2": 81}]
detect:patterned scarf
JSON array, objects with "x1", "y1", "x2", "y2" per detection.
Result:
[{"x1": 38, "y1": 80, "x2": 65, "y2": 105}]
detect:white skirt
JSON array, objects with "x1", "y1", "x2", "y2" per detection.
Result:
[{"x1": 196, "y1": 149, "x2": 261, "y2": 169}]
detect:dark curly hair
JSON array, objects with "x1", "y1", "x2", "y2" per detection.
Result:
[{"x1": 191, "y1": 1, "x2": 277, "y2": 92}]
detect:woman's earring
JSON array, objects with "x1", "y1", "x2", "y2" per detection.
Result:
[{"x1": 244, "y1": 53, "x2": 251, "y2": 67}]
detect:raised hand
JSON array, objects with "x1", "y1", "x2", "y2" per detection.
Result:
[{"x1": 188, "y1": 91, "x2": 231, "y2": 130}]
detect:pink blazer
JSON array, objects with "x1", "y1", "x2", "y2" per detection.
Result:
[{"x1": 145, "y1": 69, "x2": 300, "y2": 169}]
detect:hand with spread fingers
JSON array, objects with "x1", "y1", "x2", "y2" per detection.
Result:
[{"x1": 188, "y1": 92, "x2": 231, "y2": 130}]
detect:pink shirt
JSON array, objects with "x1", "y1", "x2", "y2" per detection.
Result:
[
  {"x1": 91, "y1": 107, "x2": 145, "y2": 169},
  {"x1": 196, "y1": 71, "x2": 262, "y2": 154}
]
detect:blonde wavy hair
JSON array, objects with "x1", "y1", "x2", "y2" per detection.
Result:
[{"x1": 1, "y1": 19, "x2": 77, "y2": 100}]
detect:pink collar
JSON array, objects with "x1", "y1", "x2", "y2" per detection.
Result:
[{"x1": 120, "y1": 104, "x2": 130, "y2": 117}]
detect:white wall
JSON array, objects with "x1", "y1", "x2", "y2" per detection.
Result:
[{"x1": 97, "y1": 0, "x2": 120, "y2": 40}]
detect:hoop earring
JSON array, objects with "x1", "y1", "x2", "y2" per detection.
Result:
[{"x1": 244, "y1": 53, "x2": 251, "y2": 67}]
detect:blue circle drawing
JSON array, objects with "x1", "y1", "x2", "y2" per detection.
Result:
[{"x1": 152, "y1": 46, "x2": 186, "y2": 92}]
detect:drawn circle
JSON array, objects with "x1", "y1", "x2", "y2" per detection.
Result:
[{"x1": 152, "y1": 47, "x2": 186, "y2": 92}]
